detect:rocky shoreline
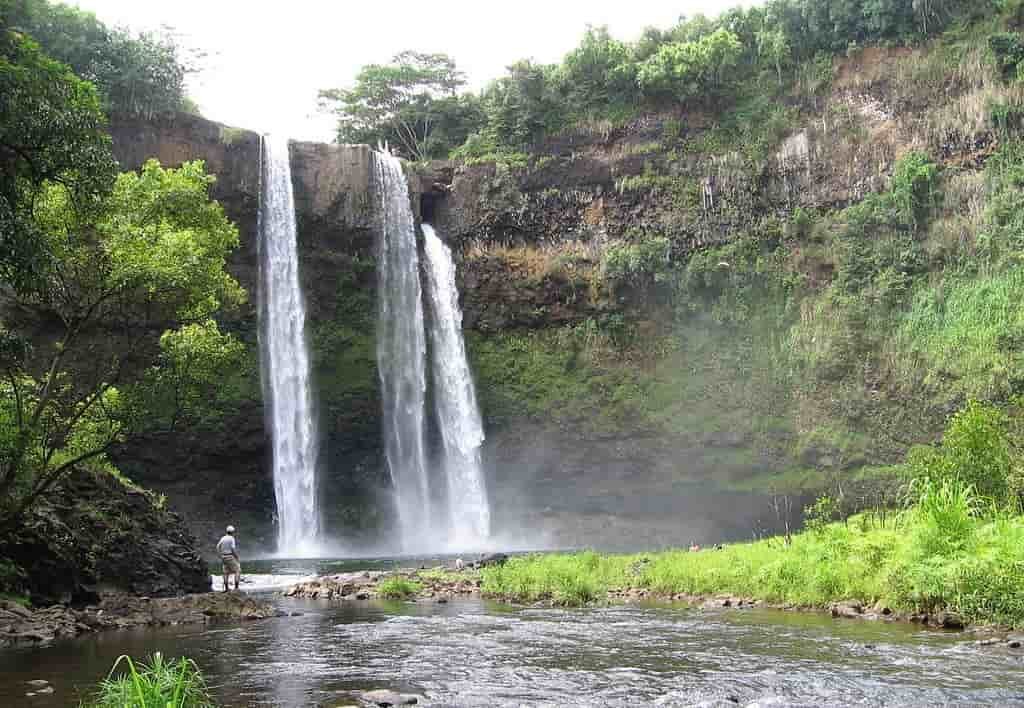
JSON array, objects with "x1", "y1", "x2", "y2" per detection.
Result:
[
  {"x1": 281, "y1": 570, "x2": 483, "y2": 602},
  {"x1": 0, "y1": 592, "x2": 285, "y2": 648}
]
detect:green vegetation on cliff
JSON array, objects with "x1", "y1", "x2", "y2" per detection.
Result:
[{"x1": 324, "y1": 0, "x2": 997, "y2": 160}]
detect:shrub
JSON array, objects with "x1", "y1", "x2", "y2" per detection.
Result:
[
  {"x1": 989, "y1": 32, "x2": 1024, "y2": 80},
  {"x1": 600, "y1": 237, "x2": 671, "y2": 288},
  {"x1": 804, "y1": 494, "x2": 841, "y2": 533},
  {"x1": 907, "y1": 401, "x2": 1014, "y2": 504},
  {"x1": 377, "y1": 577, "x2": 422, "y2": 599},
  {"x1": 891, "y1": 151, "x2": 940, "y2": 230}
]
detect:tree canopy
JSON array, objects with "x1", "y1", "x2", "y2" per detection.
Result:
[
  {"x1": 4, "y1": 0, "x2": 194, "y2": 117},
  {"x1": 0, "y1": 29, "x2": 117, "y2": 293},
  {"x1": 319, "y1": 51, "x2": 480, "y2": 160},
  {"x1": 322, "y1": 0, "x2": 989, "y2": 161},
  {"x1": 1, "y1": 8, "x2": 244, "y2": 525}
]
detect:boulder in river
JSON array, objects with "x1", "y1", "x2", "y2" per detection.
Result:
[
  {"x1": 830, "y1": 600, "x2": 863, "y2": 619},
  {"x1": 359, "y1": 689, "x2": 422, "y2": 706},
  {"x1": 934, "y1": 610, "x2": 964, "y2": 629},
  {"x1": 474, "y1": 553, "x2": 508, "y2": 568}
]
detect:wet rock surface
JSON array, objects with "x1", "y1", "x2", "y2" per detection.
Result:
[
  {"x1": 358, "y1": 689, "x2": 422, "y2": 706},
  {"x1": 0, "y1": 592, "x2": 280, "y2": 648},
  {"x1": 0, "y1": 468, "x2": 210, "y2": 606}
]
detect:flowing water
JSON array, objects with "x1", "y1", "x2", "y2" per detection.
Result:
[
  {"x1": 2, "y1": 561, "x2": 1023, "y2": 708},
  {"x1": 260, "y1": 136, "x2": 320, "y2": 556},
  {"x1": 422, "y1": 224, "x2": 491, "y2": 547},
  {"x1": 374, "y1": 152, "x2": 431, "y2": 549}
]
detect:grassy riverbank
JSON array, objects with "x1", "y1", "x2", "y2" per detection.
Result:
[
  {"x1": 480, "y1": 494, "x2": 1024, "y2": 627},
  {"x1": 483, "y1": 401, "x2": 1024, "y2": 628}
]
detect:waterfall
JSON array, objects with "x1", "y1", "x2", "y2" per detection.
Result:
[
  {"x1": 374, "y1": 153, "x2": 432, "y2": 547},
  {"x1": 259, "y1": 135, "x2": 320, "y2": 556},
  {"x1": 422, "y1": 225, "x2": 491, "y2": 545}
]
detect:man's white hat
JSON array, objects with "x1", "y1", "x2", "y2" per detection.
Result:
[{"x1": 226, "y1": 525, "x2": 236, "y2": 533}]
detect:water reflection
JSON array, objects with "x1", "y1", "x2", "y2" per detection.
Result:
[{"x1": 2, "y1": 598, "x2": 1024, "y2": 707}]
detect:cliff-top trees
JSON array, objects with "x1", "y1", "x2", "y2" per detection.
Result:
[
  {"x1": 4, "y1": 0, "x2": 194, "y2": 118},
  {"x1": 320, "y1": 51, "x2": 482, "y2": 161},
  {"x1": 0, "y1": 30, "x2": 116, "y2": 292},
  {"x1": 637, "y1": 28, "x2": 743, "y2": 102}
]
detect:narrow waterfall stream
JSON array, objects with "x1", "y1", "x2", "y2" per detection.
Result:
[
  {"x1": 374, "y1": 152, "x2": 432, "y2": 548},
  {"x1": 259, "y1": 135, "x2": 320, "y2": 556},
  {"x1": 422, "y1": 224, "x2": 491, "y2": 545}
]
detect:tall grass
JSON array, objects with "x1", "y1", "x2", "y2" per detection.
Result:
[
  {"x1": 83, "y1": 653, "x2": 214, "y2": 708},
  {"x1": 482, "y1": 482, "x2": 1024, "y2": 627}
]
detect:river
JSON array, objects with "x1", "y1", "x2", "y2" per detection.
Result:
[{"x1": 2, "y1": 559, "x2": 1022, "y2": 707}]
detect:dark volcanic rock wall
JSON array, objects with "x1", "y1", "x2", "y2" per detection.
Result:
[
  {"x1": 105, "y1": 107, "x2": 879, "y2": 551},
  {"x1": 0, "y1": 469, "x2": 210, "y2": 605}
]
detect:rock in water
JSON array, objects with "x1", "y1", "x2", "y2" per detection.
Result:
[
  {"x1": 476, "y1": 553, "x2": 508, "y2": 568},
  {"x1": 360, "y1": 689, "x2": 422, "y2": 706}
]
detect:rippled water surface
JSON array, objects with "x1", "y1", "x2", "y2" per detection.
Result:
[{"x1": 3, "y1": 562, "x2": 1024, "y2": 707}]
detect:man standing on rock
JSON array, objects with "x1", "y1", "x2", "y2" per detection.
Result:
[{"x1": 217, "y1": 525, "x2": 241, "y2": 592}]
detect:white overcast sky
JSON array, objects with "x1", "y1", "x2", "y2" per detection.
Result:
[{"x1": 73, "y1": 0, "x2": 751, "y2": 142}]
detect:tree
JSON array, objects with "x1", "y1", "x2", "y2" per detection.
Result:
[
  {"x1": 559, "y1": 25, "x2": 638, "y2": 114},
  {"x1": 757, "y1": 27, "x2": 791, "y2": 84},
  {"x1": 128, "y1": 320, "x2": 252, "y2": 432},
  {"x1": 0, "y1": 29, "x2": 117, "y2": 293},
  {"x1": 478, "y1": 60, "x2": 564, "y2": 151},
  {"x1": 5, "y1": 0, "x2": 193, "y2": 117},
  {"x1": 319, "y1": 51, "x2": 477, "y2": 160},
  {"x1": 638, "y1": 29, "x2": 742, "y2": 101},
  {"x1": 0, "y1": 160, "x2": 245, "y2": 526},
  {"x1": 907, "y1": 401, "x2": 1016, "y2": 505}
]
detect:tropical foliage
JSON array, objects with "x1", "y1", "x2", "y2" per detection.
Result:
[
  {"x1": 3, "y1": 0, "x2": 195, "y2": 117},
  {"x1": 0, "y1": 160, "x2": 243, "y2": 526},
  {"x1": 324, "y1": 0, "x2": 990, "y2": 157}
]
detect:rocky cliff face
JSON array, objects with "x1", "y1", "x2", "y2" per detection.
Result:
[
  {"x1": 98, "y1": 106, "x2": 847, "y2": 550},
  {"x1": 105, "y1": 43, "x2": 989, "y2": 552},
  {"x1": 104, "y1": 112, "x2": 801, "y2": 550}
]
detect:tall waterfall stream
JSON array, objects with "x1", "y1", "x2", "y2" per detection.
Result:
[
  {"x1": 422, "y1": 224, "x2": 490, "y2": 545},
  {"x1": 374, "y1": 153, "x2": 491, "y2": 551},
  {"x1": 259, "y1": 135, "x2": 321, "y2": 556}
]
